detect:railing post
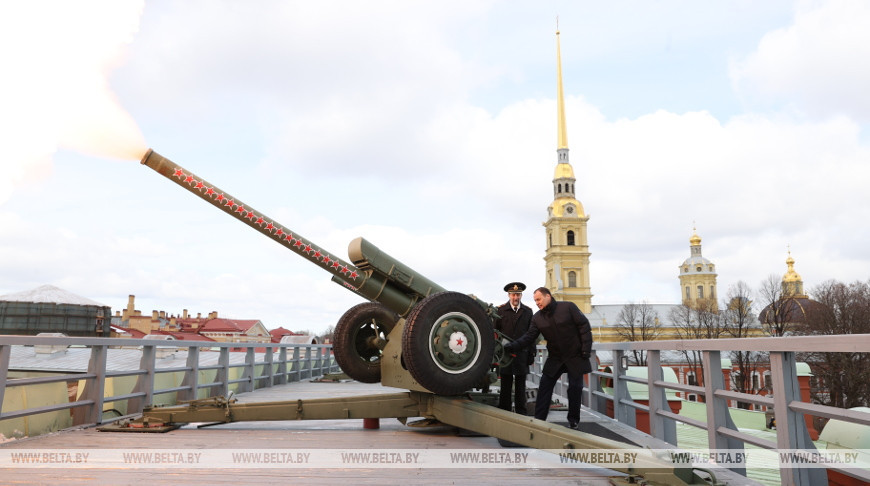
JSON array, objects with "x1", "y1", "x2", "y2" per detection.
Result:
[
  {"x1": 276, "y1": 347, "x2": 288, "y2": 385},
  {"x1": 129, "y1": 344, "x2": 156, "y2": 413},
  {"x1": 180, "y1": 346, "x2": 200, "y2": 401},
  {"x1": 312, "y1": 345, "x2": 322, "y2": 378},
  {"x1": 241, "y1": 348, "x2": 255, "y2": 393},
  {"x1": 0, "y1": 344, "x2": 10, "y2": 415},
  {"x1": 78, "y1": 345, "x2": 108, "y2": 425},
  {"x1": 264, "y1": 346, "x2": 274, "y2": 387},
  {"x1": 303, "y1": 346, "x2": 313, "y2": 380},
  {"x1": 211, "y1": 347, "x2": 230, "y2": 397},
  {"x1": 290, "y1": 347, "x2": 300, "y2": 382},
  {"x1": 770, "y1": 351, "x2": 826, "y2": 486},
  {"x1": 588, "y1": 350, "x2": 607, "y2": 414},
  {"x1": 702, "y1": 350, "x2": 745, "y2": 476},
  {"x1": 612, "y1": 350, "x2": 635, "y2": 427},
  {"x1": 647, "y1": 350, "x2": 677, "y2": 446}
]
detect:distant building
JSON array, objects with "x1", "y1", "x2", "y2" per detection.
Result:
[
  {"x1": 0, "y1": 285, "x2": 110, "y2": 337},
  {"x1": 112, "y1": 295, "x2": 269, "y2": 344},
  {"x1": 758, "y1": 251, "x2": 820, "y2": 334},
  {"x1": 678, "y1": 229, "x2": 718, "y2": 309},
  {"x1": 543, "y1": 29, "x2": 592, "y2": 315}
]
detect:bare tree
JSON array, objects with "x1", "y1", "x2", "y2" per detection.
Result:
[
  {"x1": 669, "y1": 299, "x2": 727, "y2": 401},
  {"x1": 614, "y1": 301, "x2": 661, "y2": 365},
  {"x1": 722, "y1": 281, "x2": 765, "y2": 408},
  {"x1": 758, "y1": 274, "x2": 801, "y2": 336},
  {"x1": 798, "y1": 280, "x2": 870, "y2": 409},
  {"x1": 317, "y1": 325, "x2": 335, "y2": 344}
]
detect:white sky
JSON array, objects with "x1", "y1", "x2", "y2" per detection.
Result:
[{"x1": 1, "y1": 0, "x2": 868, "y2": 334}]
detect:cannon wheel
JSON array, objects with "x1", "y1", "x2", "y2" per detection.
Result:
[
  {"x1": 333, "y1": 302, "x2": 398, "y2": 383},
  {"x1": 402, "y1": 292, "x2": 494, "y2": 395}
]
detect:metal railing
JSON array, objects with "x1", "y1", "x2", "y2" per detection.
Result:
[
  {"x1": 528, "y1": 334, "x2": 870, "y2": 486},
  {"x1": 0, "y1": 335, "x2": 339, "y2": 430}
]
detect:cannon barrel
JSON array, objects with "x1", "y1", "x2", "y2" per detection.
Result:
[
  {"x1": 140, "y1": 149, "x2": 442, "y2": 317},
  {"x1": 141, "y1": 149, "x2": 502, "y2": 395}
]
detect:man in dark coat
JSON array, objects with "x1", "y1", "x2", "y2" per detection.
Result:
[
  {"x1": 504, "y1": 286, "x2": 593, "y2": 429},
  {"x1": 494, "y1": 282, "x2": 534, "y2": 415}
]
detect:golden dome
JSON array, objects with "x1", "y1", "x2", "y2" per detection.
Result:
[
  {"x1": 689, "y1": 231, "x2": 702, "y2": 246},
  {"x1": 783, "y1": 251, "x2": 802, "y2": 283},
  {"x1": 553, "y1": 162, "x2": 575, "y2": 180}
]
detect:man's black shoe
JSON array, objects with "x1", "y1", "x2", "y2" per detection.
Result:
[{"x1": 568, "y1": 421, "x2": 579, "y2": 430}]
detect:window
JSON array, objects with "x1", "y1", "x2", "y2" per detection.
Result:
[
  {"x1": 685, "y1": 286, "x2": 690, "y2": 300},
  {"x1": 697, "y1": 286, "x2": 704, "y2": 299},
  {"x1": 710, "y1": 286, "x2": 716, "y2": 300},
  {"x1": 752, "y1": 372, "x2": 760, "y2": 391},
  {"x1": 568, "y1": 271, "x2": 577, "y2": 287},
  {"x1": 558, "y1": 183, "x2": 562, "y2": 193},
  {"x1": 567, "y1": 230, "x2": 575, "y2": 246},
  {"x1": 687, "y1": 372, "x2": 697, "y2": 386}
]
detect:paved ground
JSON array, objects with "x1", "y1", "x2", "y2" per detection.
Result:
[{"x1": 0, "y1": 380, "x2": 629, "y2": 485}]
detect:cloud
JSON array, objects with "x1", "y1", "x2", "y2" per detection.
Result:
[
  {"x1": 730, "y1": 0, "x2": 870, "y2": 121},
  {"x1": 0, "y1": 1, "x2": 146, "y2": 206}
]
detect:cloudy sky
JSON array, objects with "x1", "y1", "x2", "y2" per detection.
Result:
[{"x1": 1, "y1": 0, "x2": 868, "y2": 335}]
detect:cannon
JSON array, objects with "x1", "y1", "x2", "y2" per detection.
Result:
[
  {"x1": 110, "y1": 150, "x2": 715, "y2": 485},
  {"x1": 140, "y1": 149, "x2": 506, "y2": 396}
]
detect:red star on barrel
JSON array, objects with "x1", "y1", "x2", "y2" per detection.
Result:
[
  {"x1": 294, "y1": 240, "x2": 303, "y2": 248},
  {"x1": 313, "y1": 250, "x2": 322, "y2": 259},
  {"x1": 205, "y1": 187, "x2": 215, "y2": 196},
  {"x1": 303, "y1": 244, "x2": 312, "y2": 253},
  {"x1": 194, "y1": 181, "x2": 204, "y2": 190},
  {"x1": 265, "y1": 222, "x2": 274, "y2": 231},
  {"x1": 255, "y1": 217, "x2": 264, "y2": 225},
  {"x1": 275, "y1": 229, "x2": 284, "y2": 237},
  {"x1": 174, "y1": 168, "x2": 184, "y2": 178},
  {"x1": 184, "y1": 175, "x2": 194, "y2": 184},
  {"x1": 331, "y1": 261, "x2": 340, "y2": 269},
  {"x1": 245, "y1": 211, "x2": 254, "y2": 220},
  {"x1": 349, "y1": 271, "x2": 359, "y2": 279},
  {"x1": 235, "y1": 205, "x2": 245, "y2": 214},
  {"x1": 340, "y1": 266, "x2": 349, "y2": 274},
  {"x1": 216, "y1": 194, "x2": 225, "y2": 203},
  {"x1": 322, "y1": 255, "x2": 331, "y2": 265},
  {"x1": 224, "y1": 199, "x2": 235, "y2": 208}
]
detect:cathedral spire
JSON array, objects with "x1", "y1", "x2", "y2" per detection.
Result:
[
  {"x1": 544, "y1": 25, "x2": 592, "y2": 315},
  {"x1": 556, "y1": 27, "x2": 569, "y2": 151}
]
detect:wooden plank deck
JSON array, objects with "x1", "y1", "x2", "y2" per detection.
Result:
[{"x1": 0, "y1": 380, "x2": 626, "y2": 485}]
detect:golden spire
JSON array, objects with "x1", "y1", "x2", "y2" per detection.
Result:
[{"x1": 556, "y1": 26, "x2": 568, "y2": 150}]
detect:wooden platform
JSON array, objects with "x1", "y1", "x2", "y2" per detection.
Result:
[{"x1": 0, "y1": 380, "x2": 626, "y2": 485}]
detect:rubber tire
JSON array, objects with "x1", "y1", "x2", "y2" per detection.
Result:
[
  {"x1": 402, "y1": 292, "x2": 494, "y2": 395},
  {"x1": 333, "y1": 302, "x2": 398, "y2": 383}
]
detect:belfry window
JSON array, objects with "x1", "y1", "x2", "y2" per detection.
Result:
[
  {"x1": 567, "y1": 230, "x2": 575, "y2": 246},
  {"x1": 568, "y1": 271, "x2": 577, "y2": 287},
  {"x1": 558, "y1": 183, "x2": 562, "y2": 194},
  {"x1": 697, "y1": 286, "x2": 704, "y2": 299}
]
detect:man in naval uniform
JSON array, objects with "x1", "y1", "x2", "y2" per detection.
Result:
[
  {"x1": 493, "y1": 282, "x2": 534, "y2": 415},
  {"x1": 504, "y1": 286, "x2": 593, "y2": 429}
]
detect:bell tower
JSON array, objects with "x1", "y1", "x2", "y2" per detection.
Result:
[
  {"x1": 543, "y1": 28, "x2": 592, "y2": 314},
  {"x1": 678, "y1": 228, "x2": 718, "y2": 309}
]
